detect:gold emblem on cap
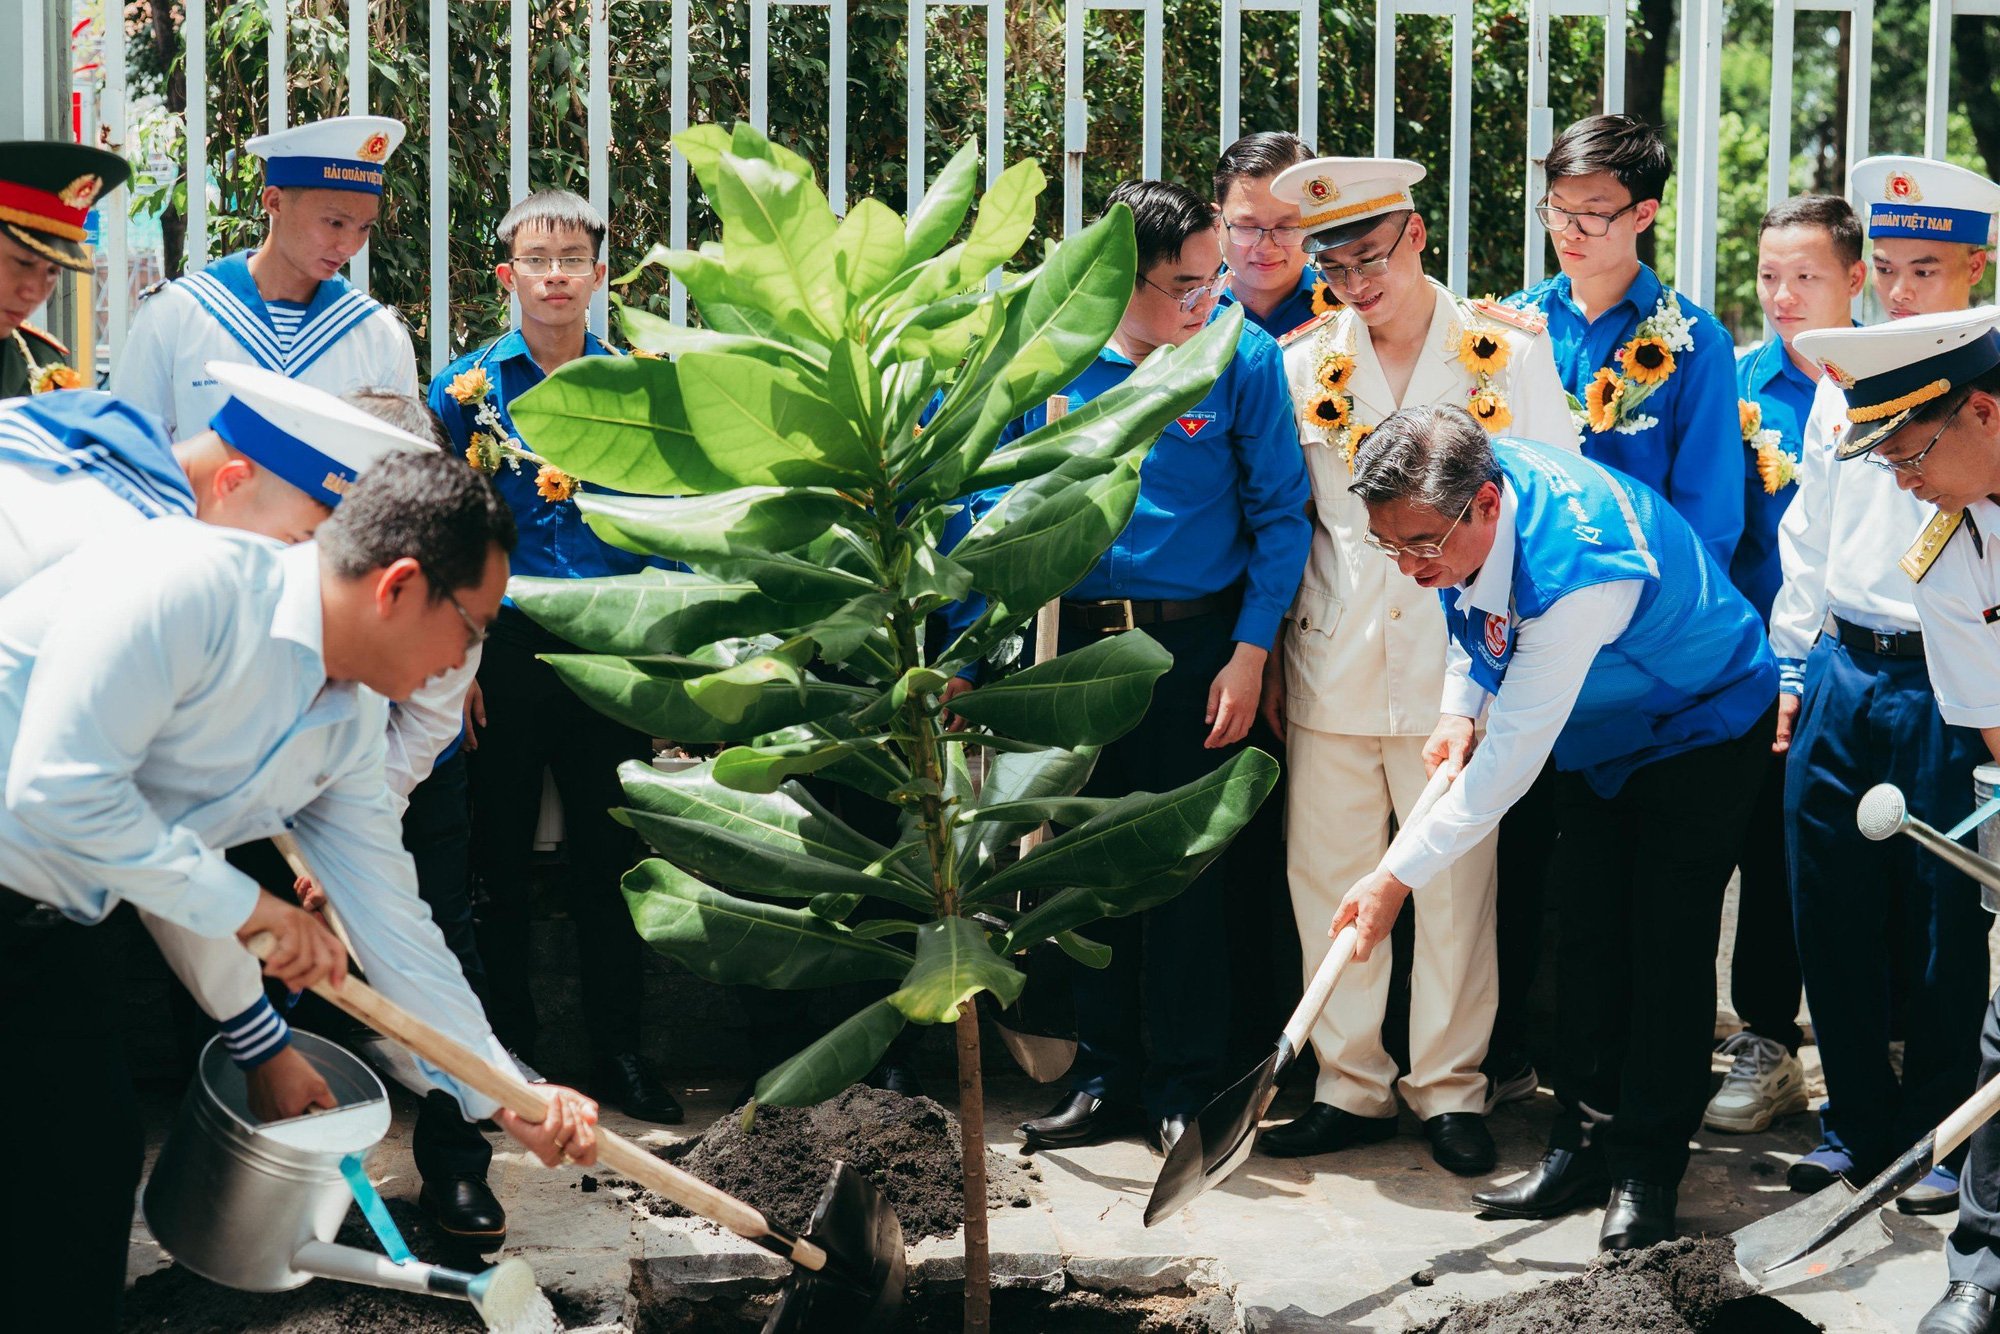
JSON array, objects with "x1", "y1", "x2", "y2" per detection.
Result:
[
  {"x1": 1304, "y1": 176, "x2": 1340, "y2": 205},
  {"x1": 57, "y1": 174, "x2": 103, "y2": 210},
  {"x1": 1886, "y1": 172, "x2": 1923, "y2": 203},
  {"x1": 357, "y1": 132, "x2": 390, "y2": 163},
  {"x1": 1819, "y1": 359, "x2": 1857, "y2": 391}
]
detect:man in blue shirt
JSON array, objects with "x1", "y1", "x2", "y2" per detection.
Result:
[
  {"x1": 430, "y1": 189, "x2": 683, "y2": 1131},
  {"x1": 946, "y1": 180, "x2": 1311, "y2": 1156},
  {"x1": 1703, "y1": 195, "x2": 1865, "y2": 1140},
  {"x1": 1213, "y1": 131, "x2": 1332, "y2": 339}
]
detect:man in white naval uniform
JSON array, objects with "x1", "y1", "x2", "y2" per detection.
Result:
[
  {"x1": 112, "y1": 115, "x2": 417, "y2": 434},
  {"x1": 1255, "y1": 155, "x2": 1579, "y2": 1175},
  {"x1": 1788, "y1": 305, "x2": 2000, "y2": 1334},
  {"x1": 1771, "y1": 155, "x2": 2000, "y2": 1216}
]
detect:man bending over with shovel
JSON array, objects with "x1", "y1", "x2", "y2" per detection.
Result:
[
  {"x1": 0, "y1": 451, "x2": 599, "y2": 1333},
  {"x1": 1333, "y1": 403, "x2": 1775, "y2": 1252}
]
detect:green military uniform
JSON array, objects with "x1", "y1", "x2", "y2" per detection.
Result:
[{"x1": 0, "y1": 139, "x2": 132, "y2": 396}]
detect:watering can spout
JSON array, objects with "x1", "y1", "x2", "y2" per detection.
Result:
[{"x1": 291, "y1": 1242, "x2": 539, "y2": 1326}]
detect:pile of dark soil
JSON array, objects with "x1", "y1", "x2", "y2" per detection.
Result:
[
  {"x1": 1408, "y1": 1238, "x2": 1821, "y2": 1333},
  {"x1": 634, "y1": 1084, "x2": 1036, "y2": 1242}
]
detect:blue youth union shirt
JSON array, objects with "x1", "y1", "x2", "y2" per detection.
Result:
[
  {"x1": 1216, "y1": 264, "x2": 1327, "y2": 341},
  {"x1": 427, "y1": 328, "x2": 662, "y2": 583},
  {"x1": 1731, "y1": 336, "x2": 1819, "y2": 625},
  {"x1": 1507, "y1": 263, "x2": 1743, "y2": 572}
]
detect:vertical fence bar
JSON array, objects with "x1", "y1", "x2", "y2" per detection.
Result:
[
  {"x1": 1523, "y1": 0, "x2": 1551, "y2": 290},
  {"x1": 510, "y1": 0, "x2": 529, "y2": 204},
  {"x1": 1446, "y1": 0, "x2": 1470, "y2": 294},
  {"x1": 1372, "y1": 0, "x2": 1395, "y2": 156},
  {"x1": 1845, "y1": 1, "x2": 1872, "y2": 195},
  {"x1": 268, "y1": 0, "x2": 287, "y2": 133},
  {"x1": 1297, "y1": 0, "x2": 1318, "y2": 147},
  {"x1": 1767, "y1": 0, "x2": 1796, "y2": 208},
  {"x1": 1674, "y1": 0, "x2": 1722, "y2": 305},
  {"x1": 104, "y1": 0, "x2": 129, "y2": 360},
  {"x1": 669, "y1": 0, "x2": 689, "y2": 324},
  {"x1": 187, "y1": 0, "x2": 209, "y2": 271},
  {"x1": 1601, "y1": 0, "x2": 1624, "y2": 109},
  {"x1": 589, "y1": 0, "x2": 609, "y2": 339},
  {"x1": 1063, "y1": 0, "x2": 1084, "y2": 235},
  {"x1": 1220, "y1": 0, "x2": 1242, "y2": 151},
  {"x1": 907, "y1": 0, "x2": 926, "y2": 215},
  {"x1": 985, "y1": 0, "x2": 1005, "y2": 191},
  {"x1": 830, "y1": 0, "x2": 850, "y2": 212},
  {"x1": 1142, "y1": 0, "x2": 1162, "y2": 179},
  {"x1": 428, "y1": 0, "x2": 448, "y2": 371},
  {"x1": 348, "y1": 0, "x2": 369, "y2": 291},
  {"x1": 1927, "y1": 0, "x2": 1954, "y2": 158},
  {"x1": 750, "y1": 0, "x2": 769, "y2": 132}
]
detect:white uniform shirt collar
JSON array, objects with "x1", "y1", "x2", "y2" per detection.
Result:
[
  {"x1": 1459, "y1": 477, "x2": 1517, "y2": 617},
  {"x1": 271, "y1": 540, "x2": 327, "y2": 661}
]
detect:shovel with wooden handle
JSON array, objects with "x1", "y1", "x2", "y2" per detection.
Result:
[{"x1": 1144, "y1": 761, "x2": 1460, "y2": 1226}]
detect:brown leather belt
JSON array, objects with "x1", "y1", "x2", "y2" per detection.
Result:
[
  {"x1": 1833, "y1": 616, "x2": 1925, "y2": 660},
  {"x1": 1060, "y1": 590, "x2": 1238, "y2": 634}
]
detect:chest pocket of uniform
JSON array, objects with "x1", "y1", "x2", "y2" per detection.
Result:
[{"x1": 1283, "y1": 587, "x2": 1345, "y2": 701}]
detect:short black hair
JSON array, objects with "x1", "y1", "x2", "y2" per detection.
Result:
[
  {"x1": 1106, "y1": 180, "x2": 1218, "y2": 278},
  {"x1": 1544, "y1": 114, "x2": 1672, "y2": 206},
  {"x1": 1909, "y1": 366, "x2": 2000, "y2": 428},
  {"x1": 498, "y1": 188, "x2": 607, "y2": 256},
  {"x1": 319, "y1": 452, "x2": 517, "y2": 599},
  {"x1": 1759, "y1": 194, "x2": 1863, "y2": 269},
  {"x1": 342, "y1": 388, "x2": 449, "y2": 449},
  {"x1": 1214, "y1": 131, "x2": 1310, "y2": 206}
]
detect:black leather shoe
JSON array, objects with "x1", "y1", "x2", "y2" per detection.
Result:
[
  {"x1": 1918, "y1": 1282, "x2": 2000, "y2": 1334},
  {"x1": 1599, "y1": 1179, "x2": 1676, "y2": 1251},
  {"x1": 1471, "y1": 1149, "x2": 1610, "y2": 1218},
  {"x1": 1020, "y1": 1091, "x2": 1140, "y2": 1151},
  {"x1": 594, "y1": 1052, "x2": 685, "y2": 1125},
  {"x1": 1258, "y1": 1102, "x2": 1397, "y2": 1158},
  {"x1": 1424, "y1": 1112, "x2": 1497, "y2": 1176},
  {"x1": 867, "y1": 1058, "x2": 926, "y2": 1099},
  {"x1": 1151, "y1": 1113, "x2": 1192, "y2": 1157},
  {"x1": 419, "y1": 1176, "x2": 507, "y2": 1246}
]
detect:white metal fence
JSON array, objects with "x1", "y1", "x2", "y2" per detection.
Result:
[{"x1": 51, "y1": 0, "x2": 1987, "y2": 375}]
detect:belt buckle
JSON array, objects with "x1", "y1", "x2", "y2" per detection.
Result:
[
  {"x1": 1104, "y1": 599, "x2": 1136, "y2": 633},
  {"x1": 1873, "y1": 630, "x2": 1896, "y2": 656}
]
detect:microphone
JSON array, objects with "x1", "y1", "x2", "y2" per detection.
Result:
[{"x1": 1856, "y1": 783, "x2": 2000, "y2": 901}]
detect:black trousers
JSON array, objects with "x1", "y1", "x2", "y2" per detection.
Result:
[
  {"x1": 1065, "y1": 610, "x2": 1242, "y2": 1118},
  {"x1": 1949, "y1": 980, "x2": 2000, "y2": 1291},
  {"x1": 1486, "y1": 761, "x2": 1557, "y2": 1075},
  {"x1": 2, "y1": 894, "x2": 141, "y2": 1333},
  {"x1": 1544, "y1": 707, "x2": 1774, "y2": 1186},
  {"x1": 471, "y1": 607, "x2": 648, "y2": 1061},
  {"x1": 1728, "y1": 747, "x2": 1803, "y2": 1051}
]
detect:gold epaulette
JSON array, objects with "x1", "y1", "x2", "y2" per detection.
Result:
[
  {"x1": 1467, "y1": 297, "x2": 1547, "y2": 336},
  {"x1": 1277, "y1": 310, "x2": 1338, "y2": 349},
  {"x1": 1901, "y1": 509, "x2": 1965, "y2": 582},
  {"x1": 18, "y1": 322, "x2": 69, "y2": 356}
]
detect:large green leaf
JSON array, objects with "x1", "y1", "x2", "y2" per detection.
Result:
[
  {"x1": 957, "y1": 159, "x2": 1047, "y2": 286},
  {"x1": 700, "y1": 548, "x2": 882, "y2": 606},
  {"x1": 624, "y1": 809, "x2": 928, "y2": 909},
  {"x1": 542, "y1": 654, "x2": 869, "y2": 743},
  {"x1": 618, "y1": 759, "x2": 893, "y2": 870},
  {"x1": 681, "y1": 649, "x2": 810, "y2": 725},
  {"x1": 712, "y1": 151, "x2": 845, "y2": 340},
  {"x1": 886, "y1": 916, "x2": 1026, "y2": 1023},
  {"x1": 969, "y1": 747, "x2": 1280, "y2": 914},
  {"x1": 509, "y1": 570, "x2": 848, "y2": 657},
  {"x1": 947, "y1": 629, "x2": 1172, "y2": 746},
  {"x1": 963, "y1": 796, "x2": 1118, "y2": 827},
  {"x1": 675, "y1": 351, "x2": 877, "y2": 487},
  {"x1": 708, "y1": 733, "x2": 890, "y2": 794},
  {"x1": 578, "y1": 488, "x2": 851, "y2": 562},
  {"x1": 660, "y1": 246, "x2": 798, "y2": 344},
  {"x1": 753, "y1": 1000, "x2": 906, "y2": 1109},
  {"x1": 901, "y1": 141, "x2": 980, "y2": 265},
  {"x1": 954, "y1": 743, "x2": 1099, "y2": 884},
  {"x1": 832, "y1": 197, "x2": 907, "y2": 306},
  {"x1": 623, "y1": 860, "x2": 912, "y2": 989},
  {"x1": 614, "y1": 303, "x2": 810, "y2": 367},
  {"x1": 508, "y1": 356, "x2": 717, "y2": 495}
]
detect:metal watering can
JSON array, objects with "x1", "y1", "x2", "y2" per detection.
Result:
[{"x1": 142, "y1": 1031, "x2": 537, "y2": 1326}]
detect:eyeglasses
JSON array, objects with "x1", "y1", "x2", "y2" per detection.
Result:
[
  {"x1": 507, "y1": 255, "x2": 597, "y2": 276},
  {"x1": 1869, "y1": 397, "x2": 1965, "y2": 477},
  {"x1": 444, "y1": 589, "x2": 490, "y2": 650},
  {"x1": 1535, "y1": 198, "x2": 1640, "y2": 238},
  {"x1": 1317, "y1": 219, "x2": 1410, "y2": 290},
  {"x1": 1141, "y1": 268, "x2": 1233, "y2": 312},
  {"x1": 1364, "y1": 495, "x2": 1474, "y2": 561},
  {"x1": 1224, "y1": 222, "x2": 1306, "y2": 250}
]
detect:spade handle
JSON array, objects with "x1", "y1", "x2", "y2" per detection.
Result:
[{"x1": 1937, "y1": 1066, "x2": 2000, "y2": 1159}]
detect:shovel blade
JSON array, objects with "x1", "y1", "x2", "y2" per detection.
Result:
[
  {"x1": 1144, "y1": 1054, "x2": 1281, "y2": 1227},
  {"x1": 1732, "y1": 1180, "x2": 1893, "y2": 1292},
  {"x1": 992, "y1": 1021, "x2": 1077, "y2": 1084},
  {"x1": 764, "y1": 1162, "x2": 905, "y2": 1334}
]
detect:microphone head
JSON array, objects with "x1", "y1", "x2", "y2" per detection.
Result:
[{"x1": 1857, "y1": 784, "x2": 1909, "y2": 841}]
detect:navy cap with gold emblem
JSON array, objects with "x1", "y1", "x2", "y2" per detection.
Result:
[
  {"x1": 1795, "y1": 306, "x2": 2000, "y2": 459},
  {"x1": 0, "y1": 141, "x2": 132, "y2": 273}
]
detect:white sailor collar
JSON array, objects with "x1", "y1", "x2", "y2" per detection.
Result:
[{"x1": 1459, "y1": 477, "x2": 1517, "y2": 618}]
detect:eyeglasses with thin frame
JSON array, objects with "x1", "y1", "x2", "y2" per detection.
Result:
[
  {"x1": 1318, "y1": 218, "x2": 1410, "y2": 291},
  {"x1": 1535, "y1": 198, "x2": 1641, "y2": 238},
  {"x1": 1141, "y1": 267, "x2": 1233, "y2": 312},
  {"x1": 1869, "y1": 397, "x2": 1965, "y2": 478},
  {"x1": 1224, "y1": 222, "x2": 1306, "y2": 251},
  {"x1": 1364, "y1": 495, "x2": 1475, "y2": 561},
  {"x1": 444, "y1": 588, "x2": 490, "y2": 650},
  {"x1": 507, "y1": 255, "x2": 597, "y2": 276}
]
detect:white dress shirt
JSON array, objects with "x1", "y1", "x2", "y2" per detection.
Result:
[
  {"x1": 1380, "y1": 481, "x2": 1642, "y2": 889},
  {"x1": 1770, "y1": 377, "x2": 1930, "y2": 687},
  {"x1": 0, "y1": 522, "x2": 511, "y2": 1115},
  {"x1": 1912, "y1": 501, "x2": 2000, "y2": 729}
]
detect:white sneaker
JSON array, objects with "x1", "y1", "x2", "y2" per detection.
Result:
[{"x1": 1703, "y1": 1032, "x2": 1808, "y2": 1133}]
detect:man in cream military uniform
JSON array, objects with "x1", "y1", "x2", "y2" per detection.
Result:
[
  {"x1": 1255, "y1": 155, "x2": 1578, "y2": 1174},
  {"x1": 113, "y1": 115, "x2": 417, "y2": 434},
  {"x1": 1796, "y1": 306, "x2": 2000, "y2": 1334},
  {"x1": 1772, "y1": 155, "x2": 2000, "y2": 1216}
]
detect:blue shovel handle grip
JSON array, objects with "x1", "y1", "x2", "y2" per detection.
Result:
[{"x1": 339, "y1": 1153, "x2": 414, "y2": 1265}]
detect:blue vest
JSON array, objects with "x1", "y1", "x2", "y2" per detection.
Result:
[{"x1": 1443, "y1": 440, "x2": 1775, "y2": 796}]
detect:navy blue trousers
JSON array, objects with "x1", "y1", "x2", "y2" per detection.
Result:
[{"x1": 1785, "y1": 636, "x2": 1990, "y2": 1173}]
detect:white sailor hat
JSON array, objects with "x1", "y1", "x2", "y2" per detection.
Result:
[
  {"x1": 1850, "y1": 155, "x2": 2000, "y2": 249},
  {"x1": 206, "y1": 361, "x2": 434, "y2": 507},
  {"x1": 245, "y1": 115, "x2": 405, "y2": 196},
  {"x1": 1267, "y1": 156, "x2": 1426, "y2": 254},
  {"x1": 1795, "y1": 306, "x2": 2000, "y2": 459}
]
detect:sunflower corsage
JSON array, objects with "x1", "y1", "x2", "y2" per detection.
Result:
[
  {"x1": 1455, "y1": 321, "x2": 1514, "y2": 435},
  {"x1": 1740, "y1": 397, "x2": 1795, "y2": 495},
  {"x1": 1582, "y1": 289, "x2": 1695, "y2": 435},
  {"x1": 452, "y1": 362, "x2": 572, "y2": 504},
  {"x1": 1305, "y1": 348, "x2": 1371, "y2": 471}
]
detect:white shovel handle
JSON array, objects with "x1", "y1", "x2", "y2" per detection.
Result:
[{"x1": 1937, "y1": 1068, "x2": 2000, "y2": 1159}]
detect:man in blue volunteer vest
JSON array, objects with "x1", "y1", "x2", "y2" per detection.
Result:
[
  {"x1": 1331, "y1": 404, "x2": 1775, "y2": 1252},
  {"x1": 429, "y1": 188, "x2": 683, "y2": 1131},
  {"x1": 114, "y1": 115, "x2": 418, "y2": 435},
  {"x1": 1213, "y1": 131, "x2": 1332, "y2": 338}
]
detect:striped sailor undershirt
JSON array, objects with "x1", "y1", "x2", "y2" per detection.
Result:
[
  {"x1": 218, "y1": 994, "x2": 292, "y2": 1068},
  {"x1": 266, "y1": 300, "x2": 308, "y2": 359}
]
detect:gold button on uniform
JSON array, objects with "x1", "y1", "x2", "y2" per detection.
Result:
[{"x1": 1388, "y1": 607, "x2": 1402, "y2": 620}]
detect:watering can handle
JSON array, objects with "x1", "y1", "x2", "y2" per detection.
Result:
[{"x1": 242, "y1": 931, "x2": 832, "y2": 1272}]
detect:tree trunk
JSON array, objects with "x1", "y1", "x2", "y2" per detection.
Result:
[
  {"x1": 152, "y1": 0, "x2": 186, "y2": 277},
  {"x1": 956, "y1": 999, "x2": 991, "y2": 1334}
]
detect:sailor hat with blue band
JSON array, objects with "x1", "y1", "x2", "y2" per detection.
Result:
[
  {"x1": 1795, "y1": 306, "x2": 2000, "y2": 460},
  {"x1": 1268, "y1": 157, "x2": 1426, "y2": 255},
  {"x1": 245, "y1": 116, "x2": 405, "y2": 196},
  {"x1": 205, "y1": 361, "x2": 433, "y2": 507},
  {"x1": 1850, "y1": 155, "x2": 2000, "y2": 249}
]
